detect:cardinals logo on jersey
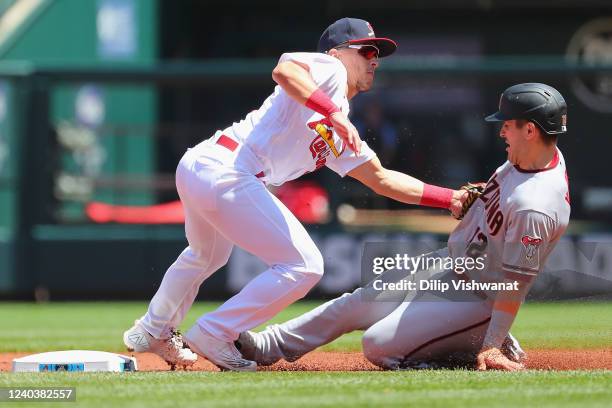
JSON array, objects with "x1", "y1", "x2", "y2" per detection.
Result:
[
  {"x1": 521, "y1": 235, "x2": 542, "y2": 262},
  {"x1": 307, "y1": 118, "x2": 345, "y2": 170},
  {"x1": 308, "y1": 118, "x2": 341, "y2": 158}
]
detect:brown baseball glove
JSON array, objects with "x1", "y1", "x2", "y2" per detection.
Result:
[{"x1": 454, "y1": 182, "x2": 486, "y2": 220}]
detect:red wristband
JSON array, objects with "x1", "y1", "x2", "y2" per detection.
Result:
[
  {"x1": 420, "y1": 184, "x2": 454, "y2": 209},
  {"x1": 305, "y1": 88, "x2": 341, "y2": 117}
]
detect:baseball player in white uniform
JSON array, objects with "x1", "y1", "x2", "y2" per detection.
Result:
[
  {"x1": 123, "y1": 18, "x2": 468, "y2": 371},
  {"x1": 235, "y1": 83, "x2": 571, "y2": 371}
]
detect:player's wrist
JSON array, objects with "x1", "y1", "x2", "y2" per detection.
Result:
[
  {"x1": 451, "y1": 189, "x2": 463, "y2": 202},
  {"x1": 419, "y1": 184, "x2": 454, "y2": 209},
  {"x1": 478, "y1": 346, "x2": 500, "y2": 355},
  {"x1": 329, "y1": 111, "x2": 343, "y2": 120},
  {"x1": 305, "y1": 88, "x2": 341, "y2": 117}
]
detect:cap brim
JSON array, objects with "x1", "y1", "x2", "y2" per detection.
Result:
[
  {"x1": 484, "y1": 111, "x2": 508, "y2": 122},
  {"x1": 349, "y1": 37, "x2": 397, "y2": 58}
]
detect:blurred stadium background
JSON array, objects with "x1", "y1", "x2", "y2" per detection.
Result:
[{"x1": 0, "y1": 0, "x2": 611, "y2": 300}]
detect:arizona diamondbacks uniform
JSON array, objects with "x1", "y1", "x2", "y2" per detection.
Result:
[
  {"x1": 249, "y1": 149, "x2": 570, "y2": 369},
  {"x1": 139, "y1": 52, "x2": 377, "y2": 344}
]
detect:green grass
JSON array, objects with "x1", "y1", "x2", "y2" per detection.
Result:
[
  {"x1": 507, "y1": 302, "x2": 612, "y2": 349},
  {"x1": 1, "y1": 370, "x2": 611, "y2": 408},
  {"x1": 0, "y1": 301, "x2": 610, "y2": 408},
  {"x1": 0, "y1": 301, "x2": 610, "y2": 352}
]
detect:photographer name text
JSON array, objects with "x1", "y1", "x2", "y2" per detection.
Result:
[{"x1": 372, "y1": 278, "x2": 519, "y2": 292}]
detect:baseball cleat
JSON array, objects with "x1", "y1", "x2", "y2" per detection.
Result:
[
  {"x1": 235, "y1": 331, "x2": 284, "y2": 366},
  {"x1": 123, "y1": 320, "x2": 197, "y2": 369},
  {"x1": 501, "y1": 332, "x2": 527, "y2": 363},
  {"x1": 234, "y1": 331, "x2": 259, "y2": 361},
  {"x1": 184, "y1": 325, "x2": 257, "y2": 372}
]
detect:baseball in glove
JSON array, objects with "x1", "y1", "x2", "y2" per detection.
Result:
[{"x1": 454, "y1": 182, "x2": 486, "y2": 220}]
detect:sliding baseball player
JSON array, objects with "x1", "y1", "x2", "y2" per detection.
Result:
[{"x1": 236, "y1": 83, "x2": 571, "y2": 371}]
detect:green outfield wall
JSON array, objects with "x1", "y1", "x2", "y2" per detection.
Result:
[{"x1": 0, "y1": 0, "x2": 157, "y2": 295}]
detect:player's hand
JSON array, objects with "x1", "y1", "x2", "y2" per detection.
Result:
[
  {"x1": 450, "y1": 181, "x2": 487, "y2": 219},
  {"x1": 449, "y1": 189, "x2": 468, "y2": 219},
  {"x1": 476, "y1": 347, "x2": 525, "y2": 371},
  {"x1": 329, "y1": 111, "x2": 361, "y2": 155}
]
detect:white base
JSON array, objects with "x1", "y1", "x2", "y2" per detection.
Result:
[{"x1": 12, "y1": 350, "x2": 138, "y2": 372}]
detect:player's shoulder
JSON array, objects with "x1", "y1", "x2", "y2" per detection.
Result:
[
  {"x1": 511, "y1": 173, "x2": 565, "y2": 202},
  {"x1": 508, "y1": 163, "x2": 570, "y2": 220},
  {"x1": 279, "y1": 52, "x2": 345, "y2": 70},
  {"x1": 279, "y1": 52, "x2": 347, "y2": 95}
]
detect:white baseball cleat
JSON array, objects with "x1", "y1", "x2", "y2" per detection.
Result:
[
  {"x1": 123, "y1": 320, "x2": 197, "y2": 370},
  {"x1": 501, "y1": 332, "x2": 527, "y2": 363},
  {"x1": 184, "y1": 325, "x2": 257, "y2": 372}
]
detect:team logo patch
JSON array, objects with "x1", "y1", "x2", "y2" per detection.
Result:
[
  {"x1": 308, "y1": 118, "x2": 342, "y2": 157},
  {"x1": 307, "y1": 118, "x2": 346, "y2": 171},
  {"x1": 521, "y1": 235, "x2": 542, "y2": 262}
]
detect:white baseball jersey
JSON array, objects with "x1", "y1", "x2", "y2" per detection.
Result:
[
  {"x1": 448, "y1": 148, "x2": 571, "y2": 283},
  {"x1": 141, "y1": 52, "x2": 378, "y2": 345},
  {"x1": 194, "y1": 52, "x2": 376, "y2": 186}
]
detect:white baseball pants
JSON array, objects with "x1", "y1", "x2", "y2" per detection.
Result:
[{"x1": 140, "y1": 136, "x2": 324, "y2": 342}]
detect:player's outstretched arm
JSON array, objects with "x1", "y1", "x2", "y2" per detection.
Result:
[
  {"x1": 348, "y1": 157, "x2": 465, "y2": 215},
  {"x1": 476, "y1": 294, "x2": 526, "y2": 371},
  {"x1": 477, "y1": 210, "x2": 558, "y2": 371}
]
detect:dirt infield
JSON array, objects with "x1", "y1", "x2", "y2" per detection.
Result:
[{"x1": 2, "y1": 349, "x2": 611, "y2": 372}]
